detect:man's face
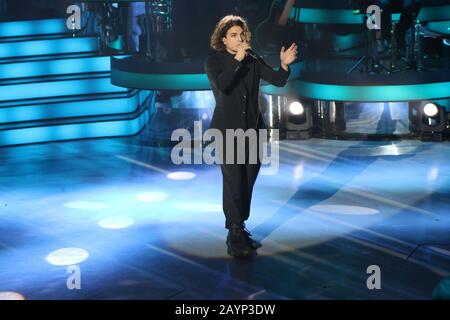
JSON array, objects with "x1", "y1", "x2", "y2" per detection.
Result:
[{"x1": 222, "y1": 25, "x2": 246, "y2": 53}]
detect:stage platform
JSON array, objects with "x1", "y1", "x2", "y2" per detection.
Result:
[
  {"x1": 0, "y1": 132, "x2": 449, "y2": 299},
  {"x1": 111, "y1": 53, "x2": 450, "y2": 103},
  {"x1": 1, "y1": 2, "x2": 449, "y2": 302}
]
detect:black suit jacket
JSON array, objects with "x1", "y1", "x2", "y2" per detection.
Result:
[{"x1": 204, "y1": 50, "x2": 290, "y2": 132}]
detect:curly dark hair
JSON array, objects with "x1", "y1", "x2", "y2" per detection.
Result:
[{"x1": 210, "y1": 15, "x2": 251, "y2": 52}]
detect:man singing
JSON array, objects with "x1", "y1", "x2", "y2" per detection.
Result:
[{"x1": 205, "y1": 15, "x2": 297, "y2": 258}]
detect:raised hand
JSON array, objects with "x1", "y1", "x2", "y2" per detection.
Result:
[{"x1": 280, "y1": 42, "x2": 298, "y2": 67}]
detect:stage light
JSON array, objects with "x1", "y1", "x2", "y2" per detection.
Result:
[
  {"x1": 167, "y1": 172, "x2": 196, "y2": 180},
  {"x1": 284, "y1": 98, "x2": 313, "y2": 139},
  {"x1": 289, "y1": 101, "x2": 304, "y2": 115},
  {"x1": 409, "y1": 101, "x2": 447, "y2": 141},
  {"x1": 0, "y1": 292, "x2": 25, "y2": 300},
  {"x1": 98, "y1": 216, "x2": 135, "y2": 229},
  {"x1": 45, "y1": 248, "x2": 89, "y2": 266},
  {"x1": 423, "y1": 103, "x2": 439, "y2": 117}
]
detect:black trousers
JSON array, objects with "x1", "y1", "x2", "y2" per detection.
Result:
[{"x1": 219, "y1": 132, "x2": 262, "y2": 229}]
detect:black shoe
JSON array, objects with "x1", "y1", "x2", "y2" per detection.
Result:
[
  {"x1": 226, "y1": 225, "x2": 253, "y2": 258},
  {"x1": 242, "y1": 224, "x2": 262, "y2": 250}
]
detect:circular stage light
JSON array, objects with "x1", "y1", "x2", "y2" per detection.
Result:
[
  {"x1": 45, "y1": 248, "x2": 89, "y2": 266},
  {"x1": 136, "y1": 191, "x2": 168, "y2": 202},
  {"x1": 167, "y1": 172, "x2": 196, "y2": 180},
  {"x1": 289, "y1": 101, "x2": 304, "y2": 115},
  {"x1": 423, "y1": 103, "x2": 439, "y2": 117},
  {"x1": 64, "y1": 201, "x2": 109, "y2": 210},
  {"x1": 98, "y1": 216, "x2": 135, "y2": 229},
  {"x1": 0, "y1": 292, "x2": 25, "y2": 300}
]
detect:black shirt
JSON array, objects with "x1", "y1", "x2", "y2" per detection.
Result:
[{"x1": 204, "y1": 50, "x2": 290, "y2": 132}]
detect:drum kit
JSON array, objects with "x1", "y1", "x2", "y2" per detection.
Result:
[
  {"x1": 141, "y1": 0, "x2": 173, "y2": 61},
  {"x1": 92, "y1": 1, "x2": 173, "y2": 60},
  {"x1": 349, "y1": 1, "x2": 450, "y2": 73},
  {"x1": 149, "y1": 0, "x2": 173, "y2": 34}
]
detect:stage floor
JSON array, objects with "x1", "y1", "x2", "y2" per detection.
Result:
[{"x1": 0, "y1": 133, "x2": 449, "y2": 300}]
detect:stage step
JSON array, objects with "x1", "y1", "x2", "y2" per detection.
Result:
[
  {"x1": 0, "y1": 36, "x2": 98, "y2": 59},
  {"x1": 0, "y1": 90, "x2": 149, "y2": 125},
  {"x1": 0, "y1": 74, "x2": 127, "y2": 103},
  {"x1": 0, "y1": 52, "x2": 97, "y2": 64},
  {"x1": 0, "y1": 97, "x2": 153, "y2": 147},
  {"x1": 0, "y1": 18, "x2": 68, "y2": 39},
  {"x1": 0, "y1": 18, "x2": 152, "y2": 147},
  {"x1": 0, "y1": 54, "x2": 128, "y2": 81},
  {"x1": 0, "y1": 54, "x2": 116, "y2": 81}
]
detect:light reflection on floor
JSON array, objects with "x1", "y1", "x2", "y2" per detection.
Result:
[{"x1": 0, "y1": 136, "x2": 449, "y2": 299}]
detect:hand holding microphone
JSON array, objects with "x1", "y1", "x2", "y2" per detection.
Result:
[{"x1": 234, "y1": 42, "x2": 258, "y2": 62}]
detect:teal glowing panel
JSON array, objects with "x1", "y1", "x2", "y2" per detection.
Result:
[
  {"x1": 427, "y1": 21, "x2": 450, "y2": 35},
  {"x1": 0, "y1": 77, "x2": 126, "y2": 102},
  {"x1": 0, "y1": 37, "x2": 98, "y2": 59},
  {"x1": 0, "y1": 93, "x2": 140, "y2": 124},
  {"x1": 261, "y1": 80, "x2": 450, "y2": 102},
  {"x1": 0, "y1": 109, "x2": 150, "y2": 147},
  {"x1": 111, "y1": 70, "x2": 210, "y2": 90},
  {"x1": 290, "y1": 5, "x2": 450, "y2": 24},
  {"x1": 417, "y1": 5, "x2": 450, "y2": 22},
  {"x1": 0, "y1": 19, "x2": 67, "y2": 38},
  {"x1": 0, "y1": 56, "x2": 111, "y2": 79},
  {"x1": 111, "y1": 59, "x2": 300, "y2": 90},
  {"x1": 292, "y1": 8, "x2": 363, "y2": 24}
]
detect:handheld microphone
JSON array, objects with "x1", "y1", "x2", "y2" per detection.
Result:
[{"x1": 246, "y1": 48, "x2": 260, "y2": 60}]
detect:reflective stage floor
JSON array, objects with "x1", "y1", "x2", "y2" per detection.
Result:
[{"x1": 0, "y1": 134, "x2": 449, "y2": 300}]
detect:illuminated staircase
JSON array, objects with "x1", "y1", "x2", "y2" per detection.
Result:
[{"x1": 0, "y1": 18, "x2": 153, "y2": 147}]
